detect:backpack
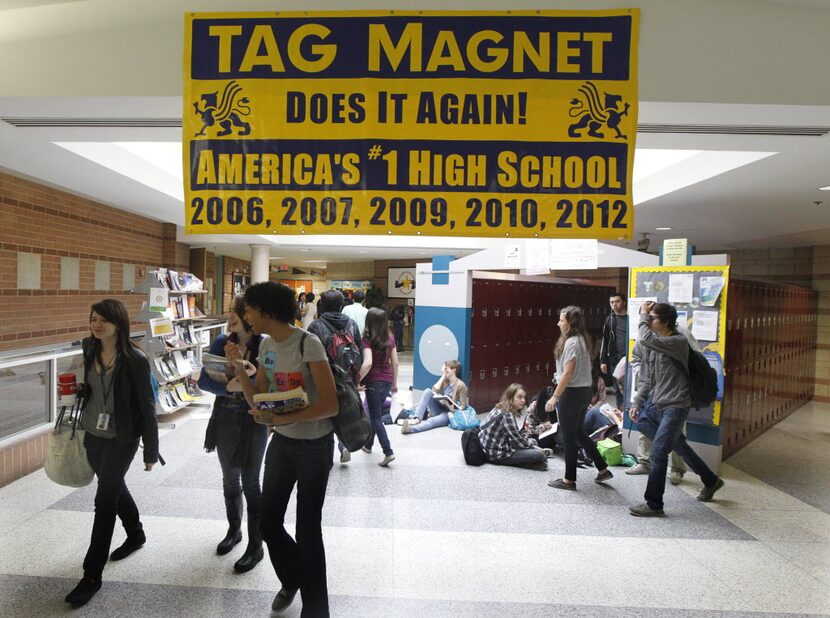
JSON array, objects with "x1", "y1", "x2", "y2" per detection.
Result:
[
  {"x1": 685, "y1": 348, "x2": 719, "y2": 409},
  {"x1": 320, "y1": 319, "x2": 362, "y2": 386},
  {"x1": 461, "y1": 428, "x2": 486, "y2": 466},
  {"x1": 449, "y1": 405, "x2": 480, "y2": 431},
  {"x1": 300, "y1": 331, "x2": 370, "y2": 452}
]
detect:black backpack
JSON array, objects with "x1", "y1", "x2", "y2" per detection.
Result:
[
  {"x1": 320, "y1": 319, "x2": 362, "y2": 386},
  {"x1": 685, "y1": 348, "x2": 719, "y2": 409},
  {"x1": 461, "y1": 428, "x2": 486, "y2": 466},
  {"x1": 300, "y1": 331, "x2": 370, "y2": 452}
]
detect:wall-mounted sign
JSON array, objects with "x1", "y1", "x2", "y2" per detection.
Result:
[{"x1": 388, "y1": 267, "x2": 417, "y2": 298}]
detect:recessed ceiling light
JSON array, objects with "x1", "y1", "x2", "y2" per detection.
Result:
[
  {"x1": 819, "y1": 185, "x2": 830, "y2": 191},
  {"x1": 359, "y1": 250, "x2": 368, "y2": 254},
  {"x1": 655, "y1": 227, "x2": 672, "y2": 231},
  {"x1": 299, "y1": 248, "x2": 310, "y2": 252},
  {"x1": 268, "y1": 257, "x2": 285, "y2": 260}
]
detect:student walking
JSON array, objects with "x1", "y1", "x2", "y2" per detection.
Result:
[
  {"x1": 197, "y1": 296, "x2": 266, "y2": 572},
  {"x1": 628, "y1": 301, "x2": 724, "y2": 517},
  {"x1": 358, "y1": 307, "x2": 398, "y2": 467},
  {"x1": 229, "y1": 282, "x2": 338, "y2": 616},
  {"x1": 64, "y1": 299, "x2": 159, "y2": 607}
]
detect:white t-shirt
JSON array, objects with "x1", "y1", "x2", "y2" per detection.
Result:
[
  {"x1": 301, "y1": 300, "x2": 318, "y2": 329},
  {"x1": 342, "y1": 303, "x2": 368, "y2": 335},
  {"x1": 257, "y1": 327, "x2": 332, "y2": 439},
  {"x1": 555, "y1": 336, "x2": 592, "y2": 388}
]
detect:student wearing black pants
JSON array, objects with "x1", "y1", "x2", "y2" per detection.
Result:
[
  {"x1": 65, "y1": 299, "x2": 159, "y2": 608},
  {"x1": 546, "y1": 306, "x2": 613, "y2": 491}
]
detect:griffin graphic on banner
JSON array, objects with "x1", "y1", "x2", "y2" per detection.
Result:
[
  {"x1": 568, "y1": 81, "x2": 630, "y2": 140},
  {"x1": 193, "y1": 81, "x2": 252, "y2": 138}
]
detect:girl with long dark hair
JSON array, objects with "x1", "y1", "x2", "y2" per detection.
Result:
[
  {"x1": 198, "y1": 296, "x2": 266, "y2": 572},
  {"x1": 545, "y1": 306, "x2": 613, "y2": 491},
  {"x1": 358, "y1": 307, "x2": 398, "y2": 466},
  {"x1": 64, "y1": 299, "x2": 159, "y2": 607}
]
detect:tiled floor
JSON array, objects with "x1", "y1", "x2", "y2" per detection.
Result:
[{"x1": 1, "y1": 352, "x2": 828, "y2": 616}]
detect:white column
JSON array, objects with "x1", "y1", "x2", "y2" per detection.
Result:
[{"x1": 250, "y1": 244, "x2": 270, "y2": 283}]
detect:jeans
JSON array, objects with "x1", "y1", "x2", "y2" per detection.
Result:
[
  {"x1": 214, "y1": 397, "x2": 268, "y2": 505},
  {"x1": 82, "y1": 433, "x2": 141, "y2": 580},
  {"x1": 409, "y1": 412, "x2": 449, "y2": 433},
  {"x1": 363, "y1": 381, "x2": 393, "y2": 456},
  {"x1": 637, "y1": 400, "x2": 718, "y2": 509},
  {"x1": 412, "y1": 390, "x2": 448, "y2": 420},
  {"x1": 492, "y1": 446, "x2": 547, "y2": 468},
  {"x1": 636, "y1": 434, "x2": 686, "y2": 473},
  {"x1": 261, "y1": 432, "x2": 334, "y2": 618},
  {"x1": 557, "y1": 386, "x2": 607, "y2": 481},
  {"x1": 584, "y1": 406, "x2": 613, "y2": 435}
]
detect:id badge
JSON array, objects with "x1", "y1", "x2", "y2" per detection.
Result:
[{"x1": 96, "y1": 413, "x2": 111, "y2": 431}]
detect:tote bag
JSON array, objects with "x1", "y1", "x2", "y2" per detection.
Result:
[{"x1": 44, "y1": 401, "x2": 94, "y2": 488}]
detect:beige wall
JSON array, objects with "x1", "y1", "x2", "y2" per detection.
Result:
[{"x1": 812, "y1": 246, "x2": 830, "y2": 403}]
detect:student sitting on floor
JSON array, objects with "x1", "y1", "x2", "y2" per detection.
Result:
[
  {"x1": 399, "y1": 360, "x2": 468, "y2": 435},
  {"x1": 523, "y1": 386, "x2": 560, "y2": 452},
  {"x1": 478, "y1": 384, "x2": 548, "y2": 471}
]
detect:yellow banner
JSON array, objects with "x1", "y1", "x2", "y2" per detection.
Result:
[{"x1": 183, "y1": 10, "x2": 639, "y2": 238}]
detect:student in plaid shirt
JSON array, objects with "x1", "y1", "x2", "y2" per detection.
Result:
[{"x1": 478, "y1": 384, "x2": 548, "y2": 471}]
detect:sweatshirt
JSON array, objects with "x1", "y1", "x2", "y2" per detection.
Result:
[{"x1": 633, "y1": 315, "x2": 691, "y2": 411}]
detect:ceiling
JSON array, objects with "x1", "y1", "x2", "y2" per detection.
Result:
[{"x1": 1, "y1": 0, "x2": 829, "y2": 265}]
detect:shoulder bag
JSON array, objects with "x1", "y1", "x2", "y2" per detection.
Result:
[{"x1": 44, "y1": 394, "x2": 94, "y2": 488}]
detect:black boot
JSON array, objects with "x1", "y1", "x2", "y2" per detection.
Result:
[
  {"x1": 233, "y1": 508, "x2": 264, "y2": 573},
  {"x1": 216, "y1": 495, "x2": 243, "y2": 555}
]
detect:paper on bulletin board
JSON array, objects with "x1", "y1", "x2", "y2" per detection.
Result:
[
  {"x1": 691, "y1": 310, "x2": 719, "y2": 341},
  {"x1": 628, "y1": 297, "x2": 657, "y2": 338},
  {"x1": 668, "y1": 274, "x2": 694, "y2": 304},
  {"x1": 700, "y1": 276, "x2": 725, "y2": 306}
]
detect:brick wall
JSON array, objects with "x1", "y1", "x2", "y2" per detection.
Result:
[
  {"x1": 0, "y1": 171, "x2": 168, "y2": 352},
  {"x1": 222, "y1": 256, "x2": 251, "y2": 314}
]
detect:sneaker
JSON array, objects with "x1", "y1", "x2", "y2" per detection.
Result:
[
  {"x1": 401, "y1": 420, "x2": 412, "y2": 435},
  {"x1": 65, "y1": 576, "x2": 102, "y2": 607},
  {"x1": 340, "y1": 449, "x2": 351, "y2": 463},
  {"x1": 394, "y1": 409, "x2": 412, "y2": 424},
  {"x1": 361, "y1": 446, "x2": 372, "y2": 454},
  {"x1": 625, "y1": 462, "x2": 651, "y2": 475},
  {"x1": 547, "y1": 478, "x2": 576, "y2": 491},
  {"x1": 110, "y1": 531, "x2": 146, "y2": 561},
  {"x1": 379, "y1": 454, "x2": 395, "y2": 467},
  {"x1": 594, "y1": 469, "x2": 614, "y2": 484},
  {"x1": 629, "y1": 503, "x2": 665, "y2": 517},
  {"x1": 669, "y1": 469, "x2": 684, "y2": 485},
  {"x1": 697, "y1": 478, "x2": 725, "y2": 502},
  {"x1": 271, "y1": 587, "x2": 298, "y2": 613},
  {"x1": 541, "y1": 448, "x2": 554, "y2": 458}
]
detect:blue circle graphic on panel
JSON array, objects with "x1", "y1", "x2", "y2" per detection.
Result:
[{"x1": 419, "y1": 325, "x2": 459, "y2": 375}]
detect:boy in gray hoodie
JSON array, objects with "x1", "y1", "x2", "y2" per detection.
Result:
[{"x1": 628, "y1": 301, "x2": 724, "y2": 517}]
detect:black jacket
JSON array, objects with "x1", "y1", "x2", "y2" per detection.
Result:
[
  {"x1": 81, "y1": 337, "x2": 160, "y2": 464},
  {"x1": 599, "y1": 313, "x2": 628, "y2": 371}
]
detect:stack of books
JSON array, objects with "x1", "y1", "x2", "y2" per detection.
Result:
[{"x1": 253, "y1": 387, "x2": 309, "y2": 414}]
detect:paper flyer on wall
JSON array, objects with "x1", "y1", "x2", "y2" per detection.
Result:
[
  {"x1": 628, "y1": 297, "x2": 657, "y2": 338},
  {"x1": 699, "y1": 276, "x2": 725, "y2": 306},
  {"x1": 691, "y1": 310, "x2": 719, "y2": 342},
  {"x1": 667, "y1": 273, "x2": 694, "y2": 304}
]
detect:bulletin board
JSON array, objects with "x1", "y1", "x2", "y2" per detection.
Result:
[{"x1": 628, "y1": 265, "x2": 729, "y2": 425}]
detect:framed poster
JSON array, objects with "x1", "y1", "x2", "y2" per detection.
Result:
[{"x1": 387, "y1": 267, "x2": 417, "y2": 298}]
